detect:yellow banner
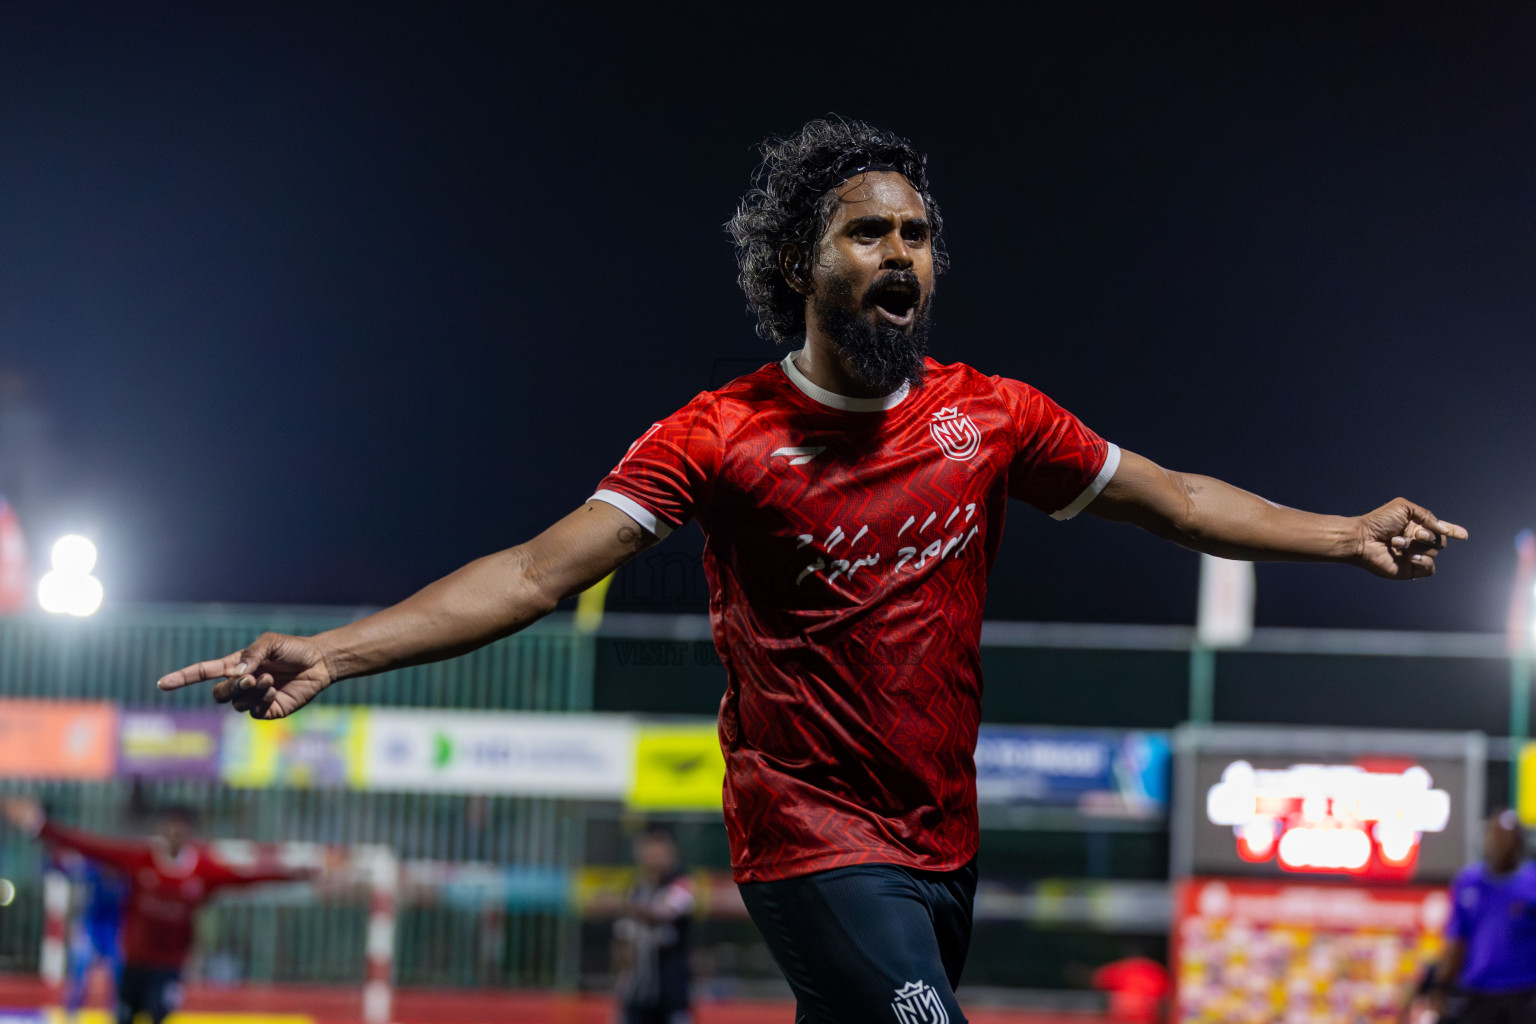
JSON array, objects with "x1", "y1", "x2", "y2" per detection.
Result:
[
  {"x1": 1520, "y1": 742, "x2": 1536, "y2": 827},
  {"x1": 627, "y1": 723, "x2": 725, "y2": 810}
]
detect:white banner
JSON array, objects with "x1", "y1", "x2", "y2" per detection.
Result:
[
  {"x1": 1197, "y1": 553, "x2": 1254, "y2": 648},
  {"x1": 364, "y1": 710, "x2": 636, "y2": 797}
]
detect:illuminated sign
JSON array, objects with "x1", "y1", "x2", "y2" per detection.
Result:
[{"x1": 1205, "y1": 759, "x2": 1450, "y2": 878}]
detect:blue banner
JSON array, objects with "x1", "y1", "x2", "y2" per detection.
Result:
[{"x1": 974, "y1": 727, "x2": 1169, "y2": 814}]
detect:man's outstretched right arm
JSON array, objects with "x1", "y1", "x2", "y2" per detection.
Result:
[
  {"x1": 157, "y1": 500, "x2": 655, "y2": 718},
  {"x1": 2, "y1": 798, "x2": 145, "y2": 871}
]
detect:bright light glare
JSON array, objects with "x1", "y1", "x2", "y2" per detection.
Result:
[
  {"x1": 38, "y1": 570, "x2": 103, "y2": 617},
  {"x1": 1239, "y1": 820, "x2": 1275, "y2": 857},
  {"x1": 1377, "y1": 824, "x2": 1417, "y2": 865},
  {"x1": 51, "y1": 535, "x2": 97, "y2": 574},
  {"x1": 0, "y1": 878, "x2": 14, "y2": 907},
  {"x1": 1279, "y1": 827, "x2": 1372, "y2": 871},
  {"x1": 40, "y1": 535, "x2": 103, "y2": 616}
]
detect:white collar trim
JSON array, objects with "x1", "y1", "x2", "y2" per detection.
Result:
[{"x1": 780, "y1": 353, "x2": 910, "y2": 412}]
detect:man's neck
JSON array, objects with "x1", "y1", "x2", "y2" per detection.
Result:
[
  {"x1": 1488, "y1": 858, "x2": 1522, "y2": 878},
  {"x1": 793, "y1": 332, "x2": 897, "y2": 400}
]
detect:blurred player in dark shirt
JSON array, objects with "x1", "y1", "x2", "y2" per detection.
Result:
[{"x1": 614, "y1": 827, "x2": 695, "y2": 1024}]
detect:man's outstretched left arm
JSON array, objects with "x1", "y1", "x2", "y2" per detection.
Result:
[{"x1": 1085, "y1": 449, "x2": 1467, "y2": 579}]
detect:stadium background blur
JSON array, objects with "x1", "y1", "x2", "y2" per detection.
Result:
[{"x1": 2, "y1": 3, "x2": 1535, "y2": 1022}]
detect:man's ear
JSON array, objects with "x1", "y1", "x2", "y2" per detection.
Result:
[{"x1": 779, "y1": 243, "x2": 812, "y2": 297}]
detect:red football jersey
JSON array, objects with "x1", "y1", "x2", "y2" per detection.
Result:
[
  {"x1": 593, "y1": 355, "x2": 1117, "y2": 883},
  {"x1": 40, "y1": 821, "x2": 304, "y2": 970}
]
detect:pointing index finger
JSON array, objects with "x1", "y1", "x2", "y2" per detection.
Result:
[
  {"x1": 1433, "y1": 519, "x2": 1469, "y2": 541},
  {"x1": 157, "y1": 653, "x2": 245, "y2": 692}
]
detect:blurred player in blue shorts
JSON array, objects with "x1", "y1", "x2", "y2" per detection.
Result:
[{"x1": 56, "y1": 849, "x2": 128, "y2": 1021}]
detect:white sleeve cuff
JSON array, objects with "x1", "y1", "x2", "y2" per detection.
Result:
[
  {"x1": 1050, "y1": 443, "x2": 1121, "y2": 521},
  {"x1": 589, "y1": 489, "x2": 674, "y2": 540}
]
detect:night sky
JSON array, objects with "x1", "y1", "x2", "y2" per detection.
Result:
[{"x1": 2, "y1": 4, "x2": 1532, "y2": 633}]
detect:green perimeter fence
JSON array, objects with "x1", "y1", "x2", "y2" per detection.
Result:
[
  {"x1": 0, "y1": 607, "x2": 590, "y2": 988},
  {"x1": 0, "y1": 607, "x2": 1521, "y2": 992}
]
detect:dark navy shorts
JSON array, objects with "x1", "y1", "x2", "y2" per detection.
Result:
[
  {"x1": 739, "y1": 860, "x2": 977, "y2": 1024},
  {"x1": 117, "y1": 964, "x2": 182, "y2": 1024}
]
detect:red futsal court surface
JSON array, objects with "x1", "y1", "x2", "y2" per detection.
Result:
[
  {"x1": 0, "y1": 974, "x2": 1107, "y2": 1023},
  {"x1": 0, "y1": 976, "x2": 1112, "y2": 1024}
]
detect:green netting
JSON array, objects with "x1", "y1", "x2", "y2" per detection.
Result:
[{"x1": 0, "y1": 609, "x2": 591, "y2": 712}]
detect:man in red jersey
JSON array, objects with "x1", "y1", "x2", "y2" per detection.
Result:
[
  {"x1": 3, "y1": 797, "x2": 310, "y2": 1024},
  {"x1": 158, "y1": 118, "x2": 1466, "y2": 1022}
]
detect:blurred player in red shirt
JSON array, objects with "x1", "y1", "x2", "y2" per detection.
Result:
[
  {"x1": 3, "y1": 797, "x2": 310, "y2": 1024},
  {"x1": 1093, "y1": 956, "x2": 1169, "y2": 1024},
  {"x1": 159, "y1": 118, "x2": 1466, "y2": 1022}
]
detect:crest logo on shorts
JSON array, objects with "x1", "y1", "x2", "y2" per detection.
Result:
[
  {"x1": 928, "y1": 407, "x2": 981, "y2": 462},
  {"x1": 891, "y1": 980, "x2": 949, "y2": 1024}
]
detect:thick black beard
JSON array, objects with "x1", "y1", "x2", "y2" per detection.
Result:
[{"x1": 813, "y1": 272, "x2": 933, "y2": 393}]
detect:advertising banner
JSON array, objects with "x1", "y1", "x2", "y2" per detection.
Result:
[
  {"x1": 363, "y1": 709, "x2": 634, "y2": 798},
  {"x1": 1519, "y1": 741, "x2": 1536, "y2": 828},
  {"x1": 221, "y1": 708, "x2": 367, "y2": 789},
  {"x1": 118, "y1": 709, "x2": 223, "y2": 780},
  {"x1": 627, "y1": 722, "x2": 725, "y2": 811},
  {"x1": 0, "y1": 700, "x2": 117, "y2": 779},
  {"x1": 1173, "y1": 877, "x2": 1447, "y2": 1024},
  {"x1": 974, "y1": 726, "x2": 1169, "y2": 815}
]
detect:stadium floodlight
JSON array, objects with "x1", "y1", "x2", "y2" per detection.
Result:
[
  {"x1": 51, "y1": 535, "x2": 97, "y2": 575},
  {"x1": 38, "y1": 534, "x2": 103, "y2": 616},
  {"x1": 39, "y1": 571, "x2": 104, "y2": 616}
]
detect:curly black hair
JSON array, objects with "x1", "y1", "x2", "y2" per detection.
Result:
[{"x1": 726, "y1": 117, "x2": 948, "y2": 345}]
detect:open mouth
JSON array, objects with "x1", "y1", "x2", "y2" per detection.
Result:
[{"x1": 869, "y1": 277, "x2": 919, "y2": 327}]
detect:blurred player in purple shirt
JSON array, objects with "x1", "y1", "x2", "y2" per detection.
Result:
[{"x1": 1430, "y1": 811, "x2": 1536, "y2": 1023}]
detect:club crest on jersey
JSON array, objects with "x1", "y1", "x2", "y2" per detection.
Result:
[
  {"x1": 891, "y1": 980, "x2": 949, "y2": 1024},
  {"x1": 928, "y1": 407, "x2": 981, "y2": 462}
]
